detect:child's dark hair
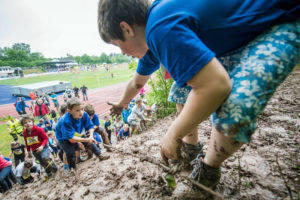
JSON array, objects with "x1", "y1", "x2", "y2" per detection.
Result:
[
  {"x1": 11, "y1": 141, "x2": 20, "y2": 147},
  {"x1": 67, "y1": 98, "x2": 82, "y2": 110},
  {"x1": 60, "y1": 103, "x2": 68, "y2": 115},
  {"x1": 20, "y1": 114, "x2": 34, "y2": 126},
  {"x1": 24, "y1": 160, "x2": 33, "y2": 168},
  {"x1": 84, "y1": 104, "x2": 95, "y2": 116},
  {"x1": 98, "y1": 0, "x2": 150, "y2": 42}
]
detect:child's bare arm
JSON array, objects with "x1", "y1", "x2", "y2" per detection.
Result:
[
  {"x1": 161, "y1": 58, "x2": 232, "y2": 160},
  {"x1": 108, "y1": 73, "x2": 150, "y2": 116},
  {"x1": 69, "y1": 136, "x2": 95, "y2": 144}
]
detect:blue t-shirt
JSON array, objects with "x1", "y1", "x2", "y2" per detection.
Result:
[
  {"x1": 91, "y1": 114, "x2": 100, "y2": 127},
  {"x1": 44, "y1": 120, "x2": 53, "y2": 131},
  {"x1": 55, "y1": 117, "x2": 63, "y2": 141},
  {"x1": 50, "y1": 94, "x2": 58, "y2": 103},
  {"x1": 104, "y1": 120, "x2": 111, "y2": 133},
  {"x1": 137, "y1": 0, "x2": 300, "y2": 87},
  {"x1": 122, "y1": 108, "x2": 132, "y2": 123},
  {"x1": 60, "y1": 112, "x2": 94, "y2": 140},
  {"x1": 118, "y1": 128, "x2": 129, "y2": 138}
]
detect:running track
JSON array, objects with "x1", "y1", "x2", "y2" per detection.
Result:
[{"x1": 0, "y1": 82, "x2": 130, "y2": 120}]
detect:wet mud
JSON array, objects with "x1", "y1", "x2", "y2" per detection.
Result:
[{"x1": 1, "y1": 71, "x2": 300, "y2": 200}]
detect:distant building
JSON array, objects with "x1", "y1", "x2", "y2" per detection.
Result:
[
  {"x1": 0, "y1": 66, "x2": 14, "y2": 78},
  {"x1": 41, "y1": 59, "x2": 78, "y2": 72}
]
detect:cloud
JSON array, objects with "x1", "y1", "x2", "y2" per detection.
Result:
[{"x1": 0, "y1": 0, "x2": 120, "y2": 58}]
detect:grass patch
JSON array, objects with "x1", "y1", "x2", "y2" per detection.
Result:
[
  {"x1": 23, "y1": 68, "x2": 44, "y2": 75},
  {"x1": 0, "y1": 124, "x2": 25, "y2": 157},
  {"x1": 0, "y1": 67, "x2": 134, "y2": 89}
]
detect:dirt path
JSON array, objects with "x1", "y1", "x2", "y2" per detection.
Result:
[{"x1": 1, "y1": 71, "x2": 299, "y2": 200}]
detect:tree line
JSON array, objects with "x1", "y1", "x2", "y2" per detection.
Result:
[{"x1": 0, "y1": 43, "x2": 132, "y2": 68}]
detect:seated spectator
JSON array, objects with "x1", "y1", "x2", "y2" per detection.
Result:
[
  {"x1": 44, "y1": 116, "x2": 53, "y2": 131},
  {"x1": 36, "y1": 118, "x2": 46, "y2": 131}
]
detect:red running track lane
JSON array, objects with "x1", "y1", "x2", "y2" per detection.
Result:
[{"x1": 0, "y1": 82, "x2": 131, "y2": 121}]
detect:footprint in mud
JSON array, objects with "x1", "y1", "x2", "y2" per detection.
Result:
[{"x1": 126, "y1": 170, "x2": 136, "y2": 179}]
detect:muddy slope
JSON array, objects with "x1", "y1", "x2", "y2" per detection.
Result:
[{"x1": 1, "y1": 71, "x2": 299, "y2": 200}]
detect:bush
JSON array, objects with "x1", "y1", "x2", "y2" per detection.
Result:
[{"x1": 146, "y1": 66, "x2": 176, "y2": 118}]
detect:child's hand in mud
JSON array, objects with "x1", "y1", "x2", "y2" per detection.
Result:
[
  {"x1": 160, "y1": 133, "x2": 182, "y2": 164},
  {"x1": 107, "y1": 102, "x2": 123, "y2": 117}
]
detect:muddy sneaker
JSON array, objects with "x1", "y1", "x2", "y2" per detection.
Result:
[
  {"x1": 76, "y1": 156, "x2": 85, "y2": 163},
  {"x1": 189, "y1": 154, "x2": 221, "y2": 189},
  {"x1": 169, "y1": 142, "x2": 204, "y2": 171},
  {"x1": 105, "y1": 146, "x2": 113, "y2": 152},
  {"x1": 98, "y1": 154, "x2": 110, "y2": 161},
  {"x1": 181, "y1": 142, "x2": 204, "y2": 170}
]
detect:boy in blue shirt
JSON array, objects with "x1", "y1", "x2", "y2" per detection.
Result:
[
  {"x1": 121, "y1": 105, "x2": 131, "y2": 124},
  {"x1": 55, "y1": 103, "x2": 76, "y2": 171},
  {"x1": 118, "y1": 124, "x2": 130, "y2": 140},
  {"x1": 99, "y1": 0, "x2": 300, "y2": 188},
  {"x1": 84, "y1": 104, "x2": 112, "y2": 152},
  {"x1": 60, "y1": 98, "x2": 110, "y2": 170}
]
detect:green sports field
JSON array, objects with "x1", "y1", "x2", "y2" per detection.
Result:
[
  {"x1": 0, "y1": 67, "x2": 134, "y2": 89},
  {"x1": 0, "y1": 67, "x2": 134, "y2": 157}
]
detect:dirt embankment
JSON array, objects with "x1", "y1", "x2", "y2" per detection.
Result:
[{"x1": 1, "y1": 71, "x2": 300, "y2": 200}]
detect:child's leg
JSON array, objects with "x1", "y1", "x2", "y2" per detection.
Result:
[
  {"x1": 176, "y1": 104, "x2": 198, "y2": 146},
  {"x1": 14, "y1": 157, "x2": 19, "y2": 168},
  {"x1": 191, "y1": 19, "x2": 300, "y2": 187},
  {"x1": 39, "y1": 146, "x2": 58, "y2": 174},
  {"x1": 60, "y1": 141, "x2": 76, "y2": 170},
  {"x1": 107, "y1": 130, "x2": 112, "y2": 144},
  {"x1": 0, "y1": 166, "x2": 12, "y2": 192}
]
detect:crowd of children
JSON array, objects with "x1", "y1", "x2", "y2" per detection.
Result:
[{"x1": 2, "y1": 88, "x2": 154, "y2": 193}]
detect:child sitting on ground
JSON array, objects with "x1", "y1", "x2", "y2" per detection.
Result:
[
  {"x1": 44, "y1": 116, "x2": 53, "y2": 131},
  {"x1": 15, "y1": 160, "x2": 41, "y2": 185},
  {"x1": 118, "y1": 124, "x2": 130, "y2": 140},
  {"x1": 9, "y1": 142, "x2": 26, "y2": 168},
  {"x1": 59, "y1": 98, "x2": 110, "y2": 171},
  {"x1": 37, "y1": 118, "x2": 45, "y2": 130},
  {"x1": 20, "y1": 114, "x2": 58, "y2": 178}
]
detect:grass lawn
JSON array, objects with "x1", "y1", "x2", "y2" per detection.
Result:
[
  {"x1": 0, "y1": 124, "x2": 26, "y2": 158},
  {"x1": 0, "y1": 67, "x2": 134, "y2": 89}
]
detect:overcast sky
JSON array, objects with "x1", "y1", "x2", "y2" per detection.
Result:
[{"x1": 0, "y1": 0, "x2": 121, "y2": 58}]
